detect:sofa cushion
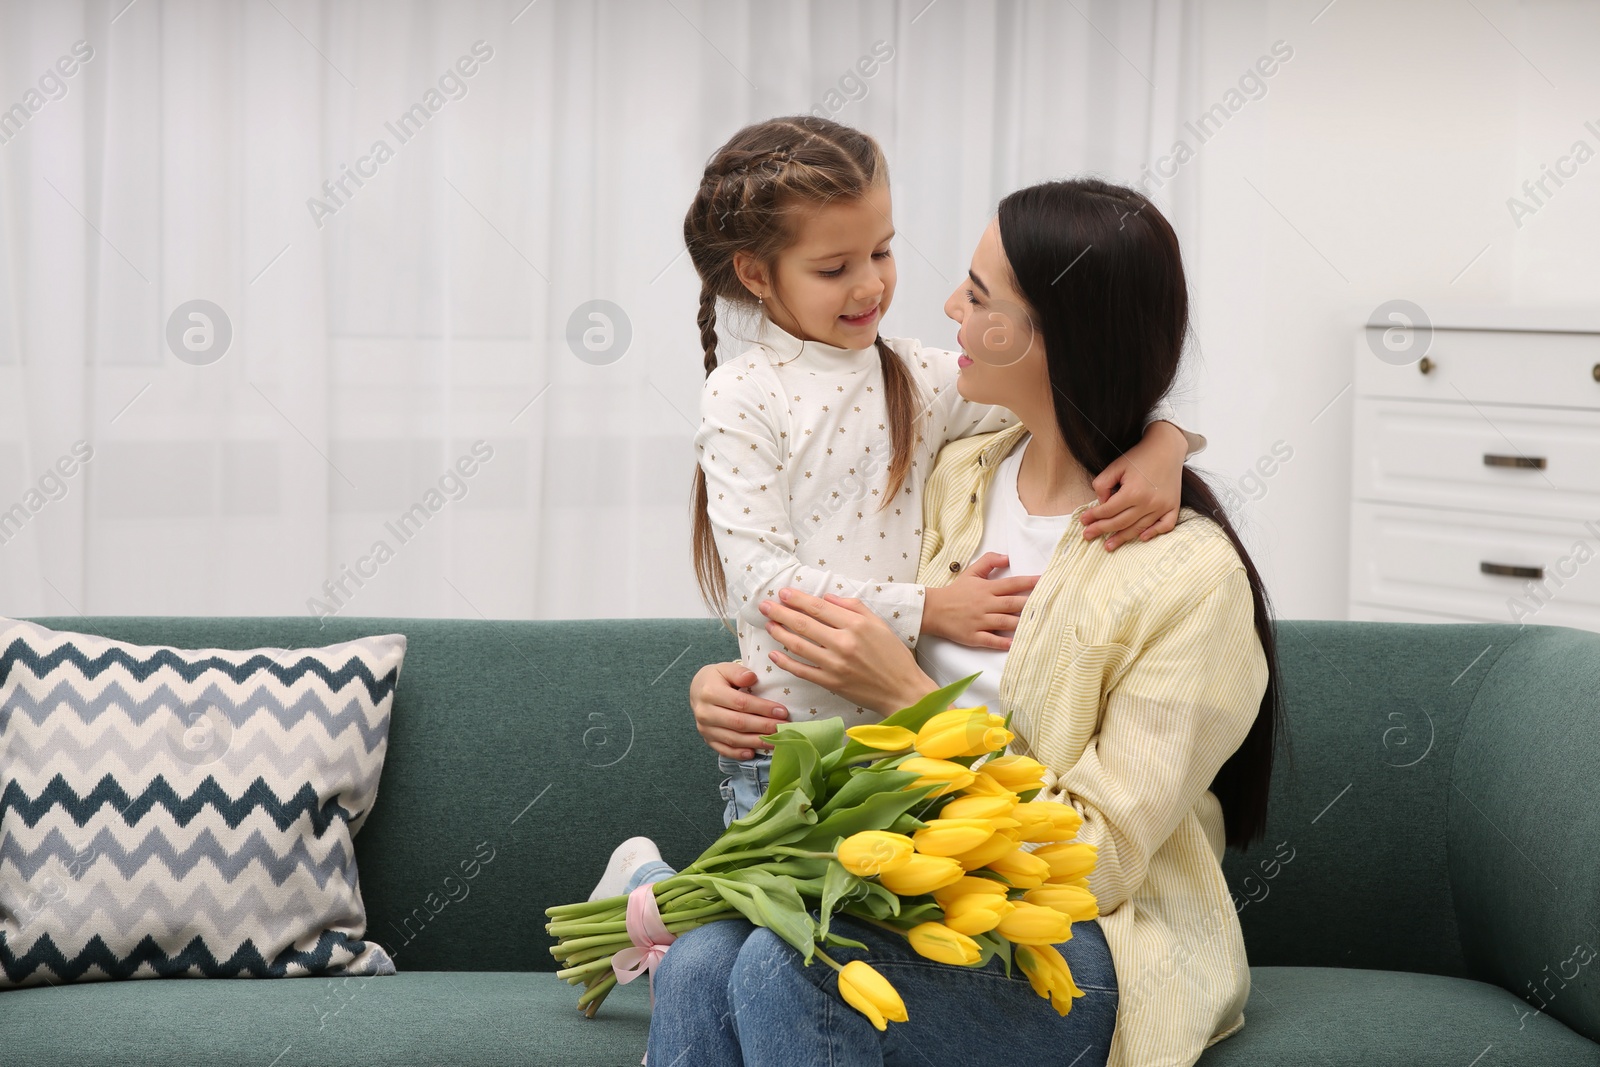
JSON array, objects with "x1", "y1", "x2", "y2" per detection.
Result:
[
  {"x1": 2, "y1": 965, "x2": 1592, "y2": 1066},
  {"x1": 1197, "y1": 966, "x2": 1600, "y2": 1066},
  {"x1": 0, "y1": 618, "x2": 404, "y2": 987},
  {"x1": 24, "y1": 615, "x2": 743, "y2": 974},
  {"x1": 0, "y1": 969, "x2": 653, "y2": 1066}
]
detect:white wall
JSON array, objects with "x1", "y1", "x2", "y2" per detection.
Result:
[
  {"x1": 3, "y1": 0, "x2": 1594, "y2": 623},
  {"x1": 1178, "y1": 0, "x2": 1598, "y2": 619}
]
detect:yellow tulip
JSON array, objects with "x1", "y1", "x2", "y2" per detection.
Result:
[
  {"x1": 838, "y1": 960, "x2": 909, "y2": 1030},
  {"x1": 933, "y1": 876, "x2": 1010, "y2": 910},
  {"x1": 979, "y1": 755, "x2": 1048, "y2": 793},
  {"x1": 984, "y1": 847, "x2": 1052, "y2": 889},
  {"x1": 914, "y1": 707, "x2": 1014, "y2": 760},
  {"x1": 899, "y1": 757, "x2": 977, "y2": 797},
  {"x1": 912, "y1": 818, "x2": 1002, "y2": 858},
  {"x1": 941, "y1": 892, "x2": 1015, "y2": 936},
  {"x1": 959, "y1": 771, "x2": 1019, "y2": 799},
  {"x1": 846, "y1": 724, "x2": 918, "y2": 751},
  {"x1": 1032, "y1": 842, "x2": 1098, "y2": 883},
  {"x1": 1015, "y1": 944, "x2": 1085, "y2": 1016},
  {"x1": 997, "y1": 900, "x2": 1074, "y2": 945},
  {"x1": 1023, "y1": 884, "x2": 1099, "y2": 923},
  {"x1": 877, "y1": 853, "x2": 968, "y2": 896},
  {"x1": 837, "y1": 831, "x2": 915, "y2": 876},
  {"x1": 952, "y1": 828, "x2": 1024, "y2": 871},
  {"x1": 939, "y1": 794, "x2": 1017, "y2": 821},
  {"x1": 1010, "y1": 801, "x2": 1084, "y2": 843},
  {"x1": 907, "y1": 921, "x2": 983, "y2": 965}
]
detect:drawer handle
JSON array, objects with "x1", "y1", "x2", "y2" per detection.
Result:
[
  {"x1": 1593, "y1": 362, "x2": 1599, "y2": 383},
  {"x1": 1418, "y1": 357, "x2": 1435, "y2": 375},
  {"x1": 1483, "y1": 453, "x2": 1547, "y2": 470},
  {"x1": 1481, "y1": 561, "x2": 1544, "y2": 580}
]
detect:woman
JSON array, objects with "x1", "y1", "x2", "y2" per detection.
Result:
[{"x1": 650, "y1": 178, "x2": 1283, "y2": 1067}]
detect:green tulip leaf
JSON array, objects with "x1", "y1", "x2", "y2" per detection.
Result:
[
  {"x1": 973, "y1": 931, "x2": 1014, "y2": 977},
  {"x1": 792, "y1": 784, "x2": 941, "y2": 852},
  {"x1": 896, "y1": 900, "x2": 945, "y2": 925},
  {"x1": 817, "y1": 767, "x2": 920, "y2": 819},
  {"x1": 886, "y1": 812, "x2": 929, "y2": 835},
  {"x1": 819, "y1": 930, "x2": 870, "y2": 952},
  {"x1": 818, "y1": 861, "x2": 864, "y2": 942},
  {"x1": 782, "y1": 715, "x2": 846, "y2": 756},
  {"x1": 763, "y1": 730, "x2": 823, "y2": 807},
  {"x1": 706, "y1": 872, "x2": 817, "y2": 963},
  {"x1": 691, "y1": 787, "x2": 817, "y2": 866}
]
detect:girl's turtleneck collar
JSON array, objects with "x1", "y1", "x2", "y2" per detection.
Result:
[{"x1": 753, "y1": 313, "x2": 880, "y2": 376}]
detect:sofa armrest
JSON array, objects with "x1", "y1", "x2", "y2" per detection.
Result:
[{"x1": 1449, "y1": 624, "x2": 1600, "y2": 1042}]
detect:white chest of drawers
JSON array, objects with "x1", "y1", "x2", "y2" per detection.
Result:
[{"x1": 1347, "y1": 306, "x2": 1600, "y2": 632}]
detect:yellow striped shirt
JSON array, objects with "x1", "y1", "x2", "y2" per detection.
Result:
[{"x1": 917, "y1": 422, "x2": 1268, "y2": 1067}]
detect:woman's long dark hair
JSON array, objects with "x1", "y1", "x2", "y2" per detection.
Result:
[{"x1": 996, "y1": 178, "x2": 1286, "y2": 849}]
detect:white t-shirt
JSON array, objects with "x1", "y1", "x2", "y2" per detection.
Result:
[
  {"x1": 916, "y1": 431, "x2": 1072, "y2": 717},
  {"x1": 694, "y1": 313, "x2": 1202, "y2": 724}
]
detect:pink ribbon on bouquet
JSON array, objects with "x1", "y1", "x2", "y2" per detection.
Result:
[
  {"x1": 612, "y1": 882, "x2": 677, "y2": 1066},
  {"x1": 613, "y1": 882, "x2": 678, "y2": 996}
]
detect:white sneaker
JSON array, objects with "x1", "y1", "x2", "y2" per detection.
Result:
[{"x1": 588, "y1": 836, "x2": 664, "y2": 902}]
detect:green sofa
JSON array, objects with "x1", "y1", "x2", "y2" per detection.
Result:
[{"x1": 2, "y1": 616, "x2": 1598, "y2": 1066}]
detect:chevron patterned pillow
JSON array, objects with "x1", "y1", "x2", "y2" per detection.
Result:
[{"x1": 0, "y1": 618, "x2": 404, "y2": 988}]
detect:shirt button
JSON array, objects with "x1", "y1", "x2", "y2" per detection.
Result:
[
  {"x1": 948, "y1": 561, "x2": 961, "y2": 572},
  {"x1": 969, "y1": 492, "x2": 978, "y2": 504}
]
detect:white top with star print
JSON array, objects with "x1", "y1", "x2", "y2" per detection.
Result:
[{"x1": 694, "y1": 313, "x2": 1201, "y2": 723}]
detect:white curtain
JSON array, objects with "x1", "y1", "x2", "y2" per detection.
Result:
[{"x1": 0, "y1": 0, "x2": 1196, "y2": 621}]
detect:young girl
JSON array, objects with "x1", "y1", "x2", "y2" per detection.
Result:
[{"x1": 587, "y1": 116, "x2": 1203, "y2": 900}]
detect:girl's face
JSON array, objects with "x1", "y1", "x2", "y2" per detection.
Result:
[
  {"x1": 735, "y1": 182, "x2": 896, "y2": 349},
  {"x1": 943, "y1": 217, "x2": 1050, "y2": 411}
]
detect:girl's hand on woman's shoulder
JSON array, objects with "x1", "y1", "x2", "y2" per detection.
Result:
[
  {"x1": 1082, "y1": 419, "x2": 1187, "y2": 550},
  {"x1": 690, "y1": 661, "x2": 790, "y2": 760}
]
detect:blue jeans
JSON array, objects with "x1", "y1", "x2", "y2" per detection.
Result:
[
  {"x1": 717, "y1": 753, "x2": 772, "y2": 827},
  {"x1": 620, "y1": 755, "x2": 772, "y2": 897},
  {"x1": 645, "y1": 912, "x2": 1118, "y2": 1066}
]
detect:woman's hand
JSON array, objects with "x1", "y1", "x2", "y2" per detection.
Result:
[
  {"x1": 1082, "y1": 419, "x2": 1187, "y2": 550},
  {"x1": 923, "y1": 551, "x2": 1038, "y2": 651},
  {"x1": 760, "y1": 588, "x2": 939, "y2": 716},
  {"x1": 691, "y1": 661, "x2": 790, "y2": 760}
]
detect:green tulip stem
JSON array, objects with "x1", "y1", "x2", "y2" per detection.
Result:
[
  {"x1": 812, "y1": 947, "x2": 846, "y2": 973},
  {"x1": 652, "y1": 881, "x2": 704, "y2": 909},
  {"x1": 558, "y1": 956, "x2": 619, "y2": 983},
  {"x1": 578, "y1": 972, "x2": 617, "y2": 1014},
  {"x1": 546, "y1": 918, "x2": 627, "y2": 938},
  {"x1": 686, "y1": 846, "x2": 835, "y2": 870},
  {"x1": 553, "y1": 942, "x2": 628, "y2": 968},
  {"x1": 848, "y1": 749, "x2": 912, "y2": 766},
  {"x1": 552, "y1": 931, "x2": 636, "y2": 956},
  {"x1": 545, "y1": 875, "x2": 699, "y2": 921},
  {"x1": 545, "y1": 898, "x2": 618, "y2": 919},
  {"x1": 553, "y1": 904, "x2": 744, "y2": 959},
  {"x1": 853, "y1": 914, "x2": 916, "y2": 941}
]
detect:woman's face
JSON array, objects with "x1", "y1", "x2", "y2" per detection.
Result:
[
  {"x1": 943, "y1": 217, "x2": 1050, "y2": 410},
  {"x1": 735, "y1": 182, "x2": 897, "y2": 350}
]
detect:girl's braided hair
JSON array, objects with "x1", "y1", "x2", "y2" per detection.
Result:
[{"x1": 685, "y1": 116, "x2": 920, "y2": 619}]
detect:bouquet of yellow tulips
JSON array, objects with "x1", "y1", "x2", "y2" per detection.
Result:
[{"x1": 544, "y1": 674, "x2": 1099, "y2": 1030}]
